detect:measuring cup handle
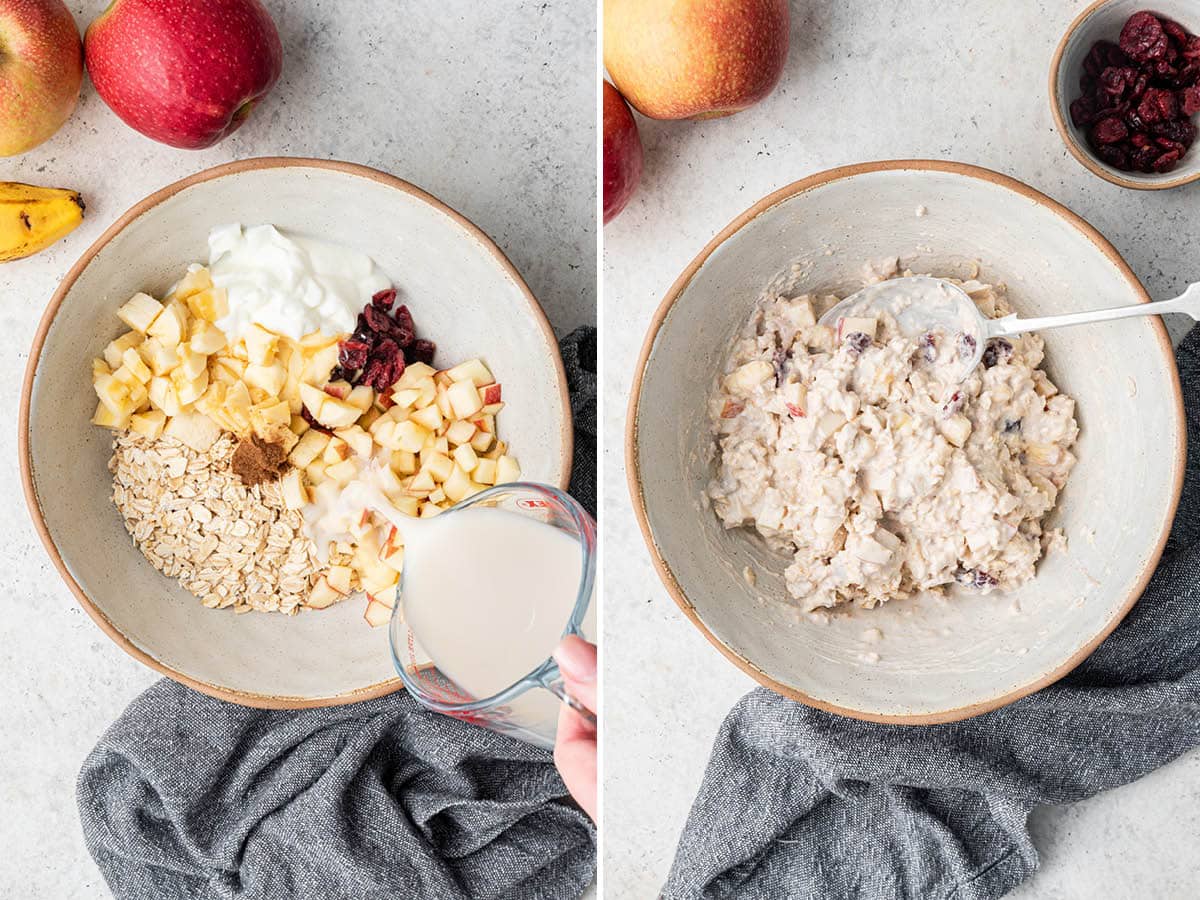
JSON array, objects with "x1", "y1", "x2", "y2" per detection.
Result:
[{"x1": 540, "y1": 671, "x2": 597, "y2": 726}]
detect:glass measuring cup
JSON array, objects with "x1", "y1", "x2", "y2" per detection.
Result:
[{"x1": 388, "y1": 482, "x2": 596, "y2": 749}]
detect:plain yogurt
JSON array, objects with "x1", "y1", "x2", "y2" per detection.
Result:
[{"x1": 208, "y1": 223, "x2": 391, "y2": 341}]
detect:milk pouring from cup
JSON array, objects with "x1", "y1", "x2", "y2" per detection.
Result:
[{"x1": 304, "y1": 465, "x2": 594, "y2": 746}]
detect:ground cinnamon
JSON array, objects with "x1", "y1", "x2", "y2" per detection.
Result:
[{"x1": 231, "y1": 434, "x2": 288, "y2": 486}]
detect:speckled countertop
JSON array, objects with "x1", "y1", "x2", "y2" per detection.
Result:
[
  {"x1": 0, "y1": 2, "x2": 592, "y2": 897},
  {"x1": 602, "y1": 1, "x2": 1199, "y2": 897}
]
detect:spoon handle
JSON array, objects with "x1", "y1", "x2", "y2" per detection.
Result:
[{"x1": 987, "y1": 282, "x2": 1200, "y2": 338}]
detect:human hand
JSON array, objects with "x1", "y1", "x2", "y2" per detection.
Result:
[{"x1": 552, "y1": 635, "x2": 597, "y2": 821}]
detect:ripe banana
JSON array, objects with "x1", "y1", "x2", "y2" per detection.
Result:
[{"x1": 0, "y1": 182, "x2": 85, "y2": 263}]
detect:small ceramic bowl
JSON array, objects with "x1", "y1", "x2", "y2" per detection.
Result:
[
  {"x1": 1050, "y1": 0, "x2": 1200, "y2": 190},
  {"x1": 628, "y1": 160, "x2": 1185, "y2": 724},
  {"x1": 21, "y1": 158, "x2": 571, "y2": 708}
]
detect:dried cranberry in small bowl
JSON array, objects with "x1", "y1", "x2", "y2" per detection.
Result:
[{"x1": 1069, "y1": 10, "x2": 1200, "y2": 177}]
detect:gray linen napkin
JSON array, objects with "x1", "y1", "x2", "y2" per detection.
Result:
[
  {"x1": 78, "y1": 328, "x2": 597, "y2": 900},
  {"x1": 667, "y1": 325, "x2": 1200, "y2": 900}
]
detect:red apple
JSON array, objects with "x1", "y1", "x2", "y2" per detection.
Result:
[
  {"x1": 84, "y1": 0, "x2": 282, "y2": 149},
  {"x1": 604, "y1": 0, "x2": 790, "y2": 120},
  {"x1": 603, "y1": 81, "x2": 643, "y2": 224},
  {"x1": 0, "y1": 0, "x2": 83, "y2": 156}
]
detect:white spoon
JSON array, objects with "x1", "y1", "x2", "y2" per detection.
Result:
[{"x1": 818, "y1": 275, "x2": 1200, "y2": 377}]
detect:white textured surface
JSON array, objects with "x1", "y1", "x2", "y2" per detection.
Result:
[
  {"x1": 0, "y1": 2, "x2": 592, "y2": 897},
  {"x1": 602, "y1": 1, "x2": 1199, "y2": 897}
]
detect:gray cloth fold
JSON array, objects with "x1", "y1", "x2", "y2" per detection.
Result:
[
  {"x1": 79, "y1": 328, "x2": 597, "y2": 900},
  {"x1": 667, "y1": 326, "x2": 1200, "y2": 900}
]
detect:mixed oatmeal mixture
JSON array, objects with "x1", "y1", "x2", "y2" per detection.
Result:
[{"x1": 708, "y1": 262, "x2": 1079, "y2": 612}]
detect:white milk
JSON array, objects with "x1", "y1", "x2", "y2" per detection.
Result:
[
  {"x1": 401, "y1": 507, "x2": 585, "y2": 699},
  {"x1": 302, "y1": 464, "x2": 590, "y2": 709}
]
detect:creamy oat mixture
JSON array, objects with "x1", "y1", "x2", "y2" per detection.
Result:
[{"x1": 708, "y1": 266, "x2": 1078, "y2": 612}]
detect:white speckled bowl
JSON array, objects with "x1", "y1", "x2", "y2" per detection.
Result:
[
  {"x1": 21, "y1": 158, "x2": 571, "y2": 708},
  {"x1": 628, "y1": 160, "x2": 1185, "y2": 723},
  {"x1": 1051, "y1": 0, "x2": 1200, "y2": 190}
]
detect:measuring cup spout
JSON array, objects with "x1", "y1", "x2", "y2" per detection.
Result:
[{"x1": 537, "y1": 667, "x2": 597, "y2": 726}]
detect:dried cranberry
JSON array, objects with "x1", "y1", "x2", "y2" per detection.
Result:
[
  {"x1": 1181, "y1": 84, "x2": 1200, "y2": 115},
  {"x1": 918, "y1": 332, "x2": 938, "y2": 363},
  {"x1": 338, "y1": 339, "x2": 371, "y2": 370},
  {"x1": 844, "y1": 332, "x2": 871, "y2": 353},
  {"x1": 1156, "y1": 136, "x2": 1187, "y2": 155},
  {"x1": 1120, "y1": 11, "x2": 1168, "y2": 63},
  {"x1": 956, "y1": 332, "x2": 977, "y2": 360},
  {"x1": 1099, "y1": 65, "x2": 1131, "y2": 96},
  {"x1": 974, "y1": 570, "x2": 999, "y2": 589},
  {"x1": 981, "y1": 338, "x2": 1013, "y2": 368},
  {"x1": 1163, "y1": 19, "x2": 1191, "y2": 48},
  {"x1": 390, "y1": 305, "x2": 416, "y2": 347},
  {"x1": 363, "y1": 304, "x2": 394, "y2": 333},
  {"x1": 1172, "y1": 62, "x2": 1200, "y2": 88},
  {"x1": 371, "y1": 288, "x2": 397, "y2": 310},
  {"x1": 1097, "y1": 143, "x2": 1130, "y2": 168},
  {"x1": 1137, "y1": 87, "x2": 1177, "y2": 123},
  {"x1": 1131, "y1": 143, "x2": 1160, "y2": 172},
  {"x1": 1131, "y1": 130, "x2": 1154, "y2": 148},
  {"x1": 1152, "y1": 118, "x2": 1197, "y2": 146},
  {"x1": 1092, "y1": 116, "x2": 1129, "y2": 143},
  {"x1": 942, "y1": 390, "x2": 965, "y2": 417},
  {"x1": 410, "y1": 339, "x2": 436, "y2": 365},
  {"x1": 1130, "y1": 70, "x2": 1151, "y2": 100},
  {"x1": 1153, "y1": 148, "x2": 1183, "y2": 171},
  {"x1": 1070, "y1": 95, "x2": 1099, "y2": 126},
  {"x1": 1185, "y1": 36, "x2": 1200, "y2": 61}
]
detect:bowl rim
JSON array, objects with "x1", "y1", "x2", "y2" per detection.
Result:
[
  {"x1": 19, "y1": 156, "x2": 573, "y2": 710},
  {"x1": 625, "y1": 158, "x2": 1186, "y2": 725},
  {"x1": 1049, "y1": 0, "x2": 1200, "y2": 191}
]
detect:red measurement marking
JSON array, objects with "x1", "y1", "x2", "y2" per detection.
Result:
[{"x1": 517, "y1": 498, "x2": 552, "y2": 510}]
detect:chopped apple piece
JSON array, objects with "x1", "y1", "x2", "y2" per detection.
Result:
[
  {"x1": 391, "y1": 388, "x2": 421, "y2": 410},
  {"x1": 315, "y1": 396, "x2": 362, "y2": 429},
  {"x1": 445, "y1": 419, "x2": 477, "y2": 445},
  {"x1": 172, "y1": 367, "x2": 208, "y2": 406},
  {"x1": 371, "y1": 583, "x2": 399, "y2": 608},
  {"x1": 452, "y1": 444, "x2": 479, "y2": 473},
  {"x1": 394, "y1": 420, "x2": 430, "y2": 453},
  {"x1": 483, "y1": 439, "x2": 507, "y2": 460},
  {"x1": 422, "y1": 452, "x2": 454, "y2": 483},
  {"x1": 496, "y1": 455, "x2": 521, "y2": 484},
  {"x1": 446, "y1": 358, "x2": 494, "y2": 387},
  {"x1": 470, "y1": 429, "x2": 495, "y2": 454},
  {"x1": 435, "y1": 384, "x2": 454, "y2": 420},
  {"x1": 392, "y1": 495, "x2": 420, "y2": 517},
  {"x1": 326, "y1": 458, "x2": 359, "y2": 486},
  {"x1": 148, "y1": 377, "x2": 182, "y2": 417},
  {"x1": 299, "y1": 383, "x2": 328, "y2": 418},
  {"x1": 92, "y1": 357, "x2": 111, "y2": 379},
  {"x1": 358, "y1": 407, "x2": 381, "y2": 430},
  {"x1": 129, "y1": 409, "x2": 166, "y2": 438},
  {"x1": 346, "y1": 385, "x2": 374, "y2": 412},
  {"x1": 420, "y1": 501, "x2": 443, "y2": 518},
  {"x1": 474, "y1": 458, "x2": 498, "y2": 485},
  {"x1": 171, "y1": 264, "x2": 213, "y2": 300},
  {"x1": 139, "y1": 338, "x2": 179, "y2": 376},
  {"x1": 363, "y1": 599, "x2": 390, "y2": 627},
  {"x1": 299, "y1": 330, "x2": 338, "y2": 350},
  {"x1": 375, "y1": 465, "x2": 406, "y2": 498},
  {"x1": 428, "y1": 487, "x2": 447, "y2": 505},
  {"x1": 117, "y1": 293, "x2": 164, "y2": 334},
  {"x1": 442, "y1": 465, "x2": 472, "y2": 502},
  {"x1": 104, "y1": 331, "x2": 143, "y2": 369},
  {"x1": 472, "y1": 413, "x2": 496, "y2": 435},
  {"x1": 179, "y1": 347, "x2": 207, "y2": 380},
  {"x1": 306, "y1": 460, "x2": 328, "y2": 486},
  {"x1": 301, "y1": 343, "x2": 339, "y2": 385},
  {"x1": 323, "y1": 380, "x2": 351, "y2": 400},
  {"x1": 291, "y1": 414, "x2": 310, "y2": 436},
  {"x1": 322, "y1": 436, "x2": 351, "y2": 464},
  {"x1": 431, "y1": 436, "x2": 449, "y2": 456},
  {"x1": 410, "y1": 403, "x2": 443, "y2": 431},
  {"x1": 280, "y1": 469, "x2": 309, "y2": 510},
  {"x1": 447, "y1": 380, "x2": 483, "y2": 419},
  {"x1": 190, "y1": 322, "x2": 227, "y2": 355},
  {"x1": 408, "y1": 470, "x2": 436, "y2": 495},
  {"x1": 394, "y1": 361, "x2": 436, "y2": 390},
  {"x1": 147, "y1": 301, "x2": 188, "y2": 347},
  {"x1": 392, "y1": 450, "x2": 417, "y2": 475},
  {"x1": 481, "y1": 401, "x2": 505, "y2": 416},
  {"x1": 92, "y1": 402, "x2": 129, "y2": 430},
  {"x1": 306, "y1": 577, "x2": 341, "y2": 610},
  {"x1": 326, "y1": 565, "x2": 354, "y2": 595},
  {"x1": 95, "y1": 373, "x2": 131, "y2": 415},
  {"x1": 239, "y1": 324, "x2": 275, "y2": 366},
  {"x1": 244, "y1": 362, "x2": 287, "y2": 397},
  {"x1": 165, "y1": 410, "x2": 222, "y2": 452},
  {"x1": 185, "y1": 287, "x2": 229, "y2": 323},
  {"x1": 335, "y1": 425, "x2": 373, "y2": 457},
  {"x1": 478, "y1": 383, "x2": 502, "y2": 406}
]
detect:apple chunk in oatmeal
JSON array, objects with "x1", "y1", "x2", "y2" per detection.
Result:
[{"x1": 708, "y1": 274, "x2": 1078, "y2": 612}]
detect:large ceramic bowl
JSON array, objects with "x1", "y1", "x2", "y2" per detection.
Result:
[
  {"x1": 1050, "y1": 0, "x2": 1200, "y2": 190},
  {"x1": 628, "y1": 160, "x2": 1185, "y2": 724},
  {"x1": 22, "y1": 158, "x2": 571, "y2": 708}
]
